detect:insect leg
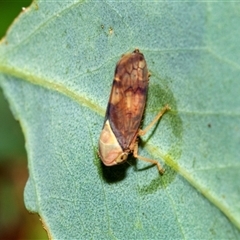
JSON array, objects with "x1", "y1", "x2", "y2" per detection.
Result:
[
  {"x1": 139, "y1": 104, "x2": 170, "y2": 136},
  {"x1": 133, "y1": 142, "x2": 165, "y2": 174}
]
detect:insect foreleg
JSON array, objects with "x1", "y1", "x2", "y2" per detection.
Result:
[{"x1": 133, "y1": 141, "x2": 165, "y2": 174}]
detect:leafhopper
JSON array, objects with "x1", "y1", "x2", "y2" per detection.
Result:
[{"x1": 98, "y1": 49, "x2": 169, "y2": 174}]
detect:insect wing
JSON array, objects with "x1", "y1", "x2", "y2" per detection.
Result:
[{"x1": 106, "y1": 50, "x2": 149, "y2": 150}]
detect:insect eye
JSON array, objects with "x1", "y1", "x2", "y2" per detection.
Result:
[{"x1": 116, "y1": 153, "x2": 128, "y2": 163}]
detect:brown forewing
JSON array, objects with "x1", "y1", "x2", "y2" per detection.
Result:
[{"x1": 105, "y1": 50, "x2": 149, "y2": 150}]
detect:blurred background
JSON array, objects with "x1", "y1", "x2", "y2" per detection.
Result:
[{"x1": 0, "y1": 1, "x2": 48, "y2": 239}]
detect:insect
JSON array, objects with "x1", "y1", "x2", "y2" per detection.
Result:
[{"x1": 98, "y1": 49, "x2": 170, "y2": 174}]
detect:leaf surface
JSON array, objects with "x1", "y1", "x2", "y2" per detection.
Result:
[{"x1": 0, "y1": 1, "x2": 240, "y2": 239}]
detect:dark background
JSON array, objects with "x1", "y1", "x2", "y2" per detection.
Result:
[{"x1": 0, "y1": 1, "x2": 48, "y2": 239}]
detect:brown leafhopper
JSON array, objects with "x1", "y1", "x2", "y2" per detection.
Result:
[{"x1": 98, "y1": 49, "x2": 169, "y2": 174}]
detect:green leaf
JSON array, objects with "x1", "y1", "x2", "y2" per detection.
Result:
[{"x1": 0, "y1": 1, "x2": 240, "y2": 239}]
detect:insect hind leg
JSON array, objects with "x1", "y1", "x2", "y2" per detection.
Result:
[
  {"x1": 133, "y1": 142, "x2": 165, "y2": 174},
  {"x1": 139, "y1": 104, "x2": 170, "y2": 136}
]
